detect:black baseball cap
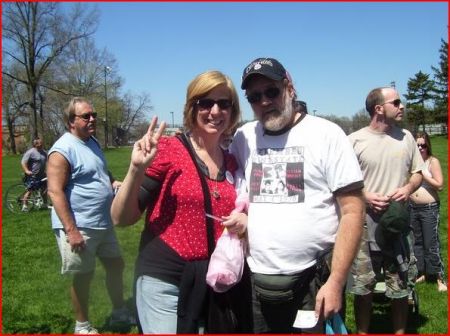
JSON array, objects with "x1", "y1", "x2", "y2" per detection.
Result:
[
  {"x1": 374, "y1": 201, "x2": 410, "y2": 252},
  {"x1": 241, "y1": 57, "x2": 288, "y2": 89},
  {"x1": 379, "y1": 201, "x2": 410, "y2": 235}
]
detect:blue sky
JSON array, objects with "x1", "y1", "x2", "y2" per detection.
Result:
[{"x1": 92, "y1": 2, "x2": 448, "y2": 125}]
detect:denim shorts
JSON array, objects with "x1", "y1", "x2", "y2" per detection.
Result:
[
  {"x1": 54, "y1": 227, "x2": 122, "y2": 274},
  {"x1": 135, "y1": 275, "x2": 179, "y2": 334}
]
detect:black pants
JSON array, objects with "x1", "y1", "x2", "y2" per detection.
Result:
[{"x1": 410, "y1": 202, "x2": 446, "y2": 278}]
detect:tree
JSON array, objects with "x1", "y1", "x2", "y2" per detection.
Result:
[
  {"x1": 351, "y1": 109, "x2": 371, "y2": 132},
  {"x1": 46, "y1": 37, "x2": 122, "y2": 145},
  {"x1": 431, "y1": 38, "x2": 448, "y2": 124},
  {"x1": 2, "y1": 66, "x2": 29, "y2": 154},
  {"x1": 116, "y1": 92, "x2": 153, "y2": 143},
  {"x1": 2, "y1": 2, "x2": 99, "y2": 139},
  {"x1": 404, "y1": 71, "x2": 436, "y2": 132}
]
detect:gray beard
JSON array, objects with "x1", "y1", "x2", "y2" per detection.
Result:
[{"x1": 261, "y1": 98, "x2": 294, "y2": 132}]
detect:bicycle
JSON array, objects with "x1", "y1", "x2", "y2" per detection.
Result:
[{"x1": 4, "y1": 176, "x2": 52, "y2": 213}]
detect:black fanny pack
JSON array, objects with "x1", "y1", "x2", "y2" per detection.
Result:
[
  {"x1": 253, "y1": 249, "x2": 333, "y2": 303},
  {"x1": 253, "y1": 266, "x2": 316, "y2": 303}
]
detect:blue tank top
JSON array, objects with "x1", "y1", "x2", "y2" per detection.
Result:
[{"x1": 49, "y1": 133, "x2": 113, "y2": 229}]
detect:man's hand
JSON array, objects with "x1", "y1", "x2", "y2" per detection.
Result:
[
  {"x1": 315, "y1": 278, "x2": 343, "y2": 320},
  {"x1": 67, "y1": 229, "x2": 85, "y2": 253},
  {"x1": 365, "y1": 191, "x2": 390, "y2": 213},
  {"x1": 112, "y1": 180, "x2": 122, "y2": 190}
]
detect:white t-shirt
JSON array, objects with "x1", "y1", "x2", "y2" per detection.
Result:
[{"x1": 230, "y1": 114, "x2": 363, "y2": 274}]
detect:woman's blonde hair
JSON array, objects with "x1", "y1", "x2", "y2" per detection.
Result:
[{"x1": 183, "y1": 71, "x2": 241, "y2": 134}]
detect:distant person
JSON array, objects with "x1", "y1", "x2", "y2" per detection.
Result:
[
  {"x1": 348, "y1": 87, "x2": 424, "y2": 334},
  {"x1": 410, "y1": 131, "x2": 447, "y2": 292},
  {"x1": 295, "y1": 100, "x2": 308, "y2": 114},
  {"x1": 111, "y1": 71, "x2": 251, "y2": 333},
  {"x1": 230, "y1": 57, "x2": 365, "y2": 333},
  {"x1": 21, "y1": 137, "x2": 47, "y2": 211},
  {"x1": 47, "y1": 97, "x2": 133, "y2": 334},
  {"x1": 220, "y1": 132, "x2": 234, "y2": 151}
]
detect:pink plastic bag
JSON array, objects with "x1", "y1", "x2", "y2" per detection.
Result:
[{"x1": 206, "y1": 228, "x2": 245, "y2": 293}]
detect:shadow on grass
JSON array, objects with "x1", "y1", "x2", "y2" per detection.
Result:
[
  {"x1": 7, "y1": 314, "x2": 73, "y2": 334},
  {"x1": 368, "y1": 299, "x2": 428, "y2": 334},
  {"x1": 99, "y1": 297, "x2": 137, "y2": 334}
]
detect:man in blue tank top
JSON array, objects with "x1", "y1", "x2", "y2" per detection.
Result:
[{"x1": 47, "y1": 97, "x2": 134, "y2": 334}]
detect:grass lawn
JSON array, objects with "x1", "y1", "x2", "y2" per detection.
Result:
[{"x1": 2, "y1": 136, "x2": 448, "y2": 334}]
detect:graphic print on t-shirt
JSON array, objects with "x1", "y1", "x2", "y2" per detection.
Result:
[{"x1": 249, "y1": 146, "x2": 304, "y2": 203}]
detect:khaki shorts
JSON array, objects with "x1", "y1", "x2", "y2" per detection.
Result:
[
  {"x1": 349, "y1": 225, "x2": 417, "y2": 299},
  {"x1": 54, "y1": 227, "x2": 122, "y2": 274}
]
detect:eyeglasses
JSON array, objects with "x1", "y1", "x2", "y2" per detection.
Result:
[
  {"x1": 75, "y1": 112, "x2": 97, "y2": 121},
  {"x1": 417, "y1": 143, "x2": 428, "y2": 149},
  {"x1": 246, "y1": 87, "x2": 281, "y2": 104},
  {"x1": 196, "y1": 98, "x2": 232, "y2": 110},
  {"x1": 382, "y1": 99, "x2": 402, "y2": 108}
]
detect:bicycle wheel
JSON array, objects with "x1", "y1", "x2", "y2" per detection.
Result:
[
  {"x1": 32, "y1": 190, "x2": 45, "y2": 209},
  {"x1": 41, "y1": 187, "x2": 52, "y2": 209},
  {"x1": 4, "y1": 183, "x2": 35, "y2": 213}
]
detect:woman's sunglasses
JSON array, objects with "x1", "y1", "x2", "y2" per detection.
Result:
[
  {"x1": 196, "y1": 98, "x2": 232, "y2": 110},
  {"x1": 246, "y1": 87, "x2": 281, "y2": 104},
  {"x1": 417, "y1": 143, "x2": 428, "y2": 149}
]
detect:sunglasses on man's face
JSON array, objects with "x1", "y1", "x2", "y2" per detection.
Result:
[
  {"x1": 196, "y1": 98, "x2": 232, "y2": 110},
  {"x1": 382, "y1": 99, "x2": 402, "y2": 108},
  {"x1": 75, "y1": 112, "x2": 97, "y2": 121},
  {"x1": 246, "y1": 87, "x2": 281, "y2": 104}
]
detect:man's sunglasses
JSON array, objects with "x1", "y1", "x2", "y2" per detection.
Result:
[
  {"x1": 196, "y1": 98, "x2": 232, "y2": 110},
  {"x1": 75, "y1": 112, "x2": 97, "y2": 121},
  {"x1": 246, "y1": 87, "x2": 281, "y2": 104},
  {"x1": 417, "y1": 143, "x2": 428, "y2": 149},
  {"x1": 382, "y1": 99, "x2": 402, "y2": 108}
]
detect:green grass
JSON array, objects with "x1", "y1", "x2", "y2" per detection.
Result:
[
  {"x1": 2, "y1": 147, "x2": 142, "y2": 334},
  {"x1": 2, "y1": 137, "x2": 448, "y2": 334}
]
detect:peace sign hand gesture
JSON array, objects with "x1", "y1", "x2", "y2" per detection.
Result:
[{"x1": 131, "y1": 116, "x2": 166, "y2": 170}]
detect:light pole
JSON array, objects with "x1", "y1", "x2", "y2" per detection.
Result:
[
  {"x1": 313, "y1": 109, "x2": 317, "y2": 116},
  {"x1": 104, "y1": 66, "x2": 111, "y2": 148},
  {"x1": 170, "y1": 111, "x2": 174, "y2": 128}
]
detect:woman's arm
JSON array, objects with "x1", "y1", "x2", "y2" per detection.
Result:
[
  {"x1": 111, "y1": 117, "x2": 166, "y2": 226},
  {"x1": 424, "y1": 157, "x2": 444, "y2": 191}
]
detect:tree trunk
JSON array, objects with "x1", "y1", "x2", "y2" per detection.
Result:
[
  {"x1": 38, "y1": 91, "x2": 45, "y2": 141},
  {"x1": 6, "y1": 115, "x2": 17, "y2": 154},
  {"x1": 29, "y1": 86, "x2": 38, "y2": 139}
]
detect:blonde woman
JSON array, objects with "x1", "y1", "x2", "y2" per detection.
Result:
[{"x1": 111, "y1": 71, "x2": 250, "y2": 333}]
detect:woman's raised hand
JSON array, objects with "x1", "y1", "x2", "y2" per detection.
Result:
[{"x1": 131, "y1": 116, "x2": 166, "y2": 169}]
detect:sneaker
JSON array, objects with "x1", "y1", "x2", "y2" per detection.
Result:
[
  {"x1": 416, "y1": 275, "x2": 425, "y2": 283},
  {"x1": 437, "y1": 279, "x2": 447, "y2": 292},
  {"x1": 21, "y1": 204, "x2": 29, "y2": 212},
  {"x1": 74, "y1": 326, "x2": 99, "y2": 334},
  {"x1": 109, "y1": 307, "x2": 136, "y2": 326}
]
